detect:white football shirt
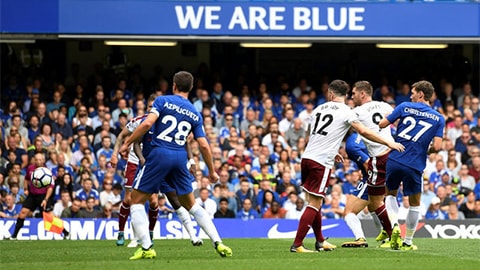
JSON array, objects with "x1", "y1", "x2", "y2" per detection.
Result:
[
  {"x1": 302, "y1": 102, "x2": 358, "y2": 168},
  {"x1": 353, "y1": 101, "x2": 393, "y2": 157},
  {"x1": 125, "y1": 114, "x2": 147, "y2": 164}
]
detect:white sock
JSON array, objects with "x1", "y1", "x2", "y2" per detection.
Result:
[
  {"x1": 130, "y1": 204, "x2": 152, "y2": 249},
  {"x1": 385, "y1": 195, "x2": 399, "y2": 226},
  {"x1": 370, "y1": 212, "x2": 383, "y2": 232},
  {"x1": 189, "y1": 203, "x2": 221, "y2": 244},
  {"x1": 345, "y1": 213, "x2": 365, "y2": 240},
  {"x1": 176, "y1": 206, "x2": 199, "y2": 242},
  {"x1": 404, "y1": 206, "x2": 421, "y2": 246}
]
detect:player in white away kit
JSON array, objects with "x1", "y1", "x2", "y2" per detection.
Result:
[
  {"x1": 290, "y1": 79, "x2": 404, "y2": 253},
  {"x1": 347, "y1": 81, "x2": 396, "y2": 247}
]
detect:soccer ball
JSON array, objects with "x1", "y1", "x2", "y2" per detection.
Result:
[{"x1": 31, "y1": 167, "x2": 53, "y2": 188}]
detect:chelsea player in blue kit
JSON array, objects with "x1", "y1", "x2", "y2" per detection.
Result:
[
  {"x1": 120, "y1": 71, "x2": 232, "y2": 259},
  {"x1": 379, "y1": 80, "x2": 445, "y2": 251}
]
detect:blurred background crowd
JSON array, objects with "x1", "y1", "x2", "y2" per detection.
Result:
[{"x1": 0, "y1": 41, "x2": 479, "y2": 222}]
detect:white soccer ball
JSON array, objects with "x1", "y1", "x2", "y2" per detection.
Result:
[{"x1": 31, "y1": 167, "x2": 53, "y2": 188}]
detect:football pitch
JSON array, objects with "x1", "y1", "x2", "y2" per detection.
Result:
[{"x1": 1, "y1": 238, "x2": 478, "y2": 270}]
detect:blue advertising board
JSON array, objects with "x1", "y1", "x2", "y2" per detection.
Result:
[
  {"x1": 0, "y1": 218, "x2": 353, "y2": 240},
  {"x1": 1, "y1": 218, "x2": 479, "y2": 240},
  {"x1": 1, "y1": 0, "x2": 479, "y2": 38}
]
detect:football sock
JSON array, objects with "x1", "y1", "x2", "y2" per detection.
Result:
[
  {"x1": 12, "y1": 218, "x2": 25, "y2": 238},
  {"x1": 385, "y1": 195, "x2": 399, "y2": 227},
  {"x1": 176, "y1": 206, "x2": 198, "y2": 241},
  {"x1": 370, "y1": 211, "x2": 383, "y2": 232},
  {"x1": 293, "y1": 205, "x2": 318, "y2": 247},
  {"x1": 345, "y1": 212, "x2": 365, "y2": 240},
  {"x1": 130, "y1": 204, "x2": 152, "y2": 250},
  {"x1": 118, "y1": 202, "x2": 130, "y2": 232},
  {"x1": 375, "y1": 204, "x2": 393, "y2": 237},
  {"x1": 404, "y1": 206, "x2": 421, "y2": 246},
  {"x1": 312, "y1": 207, "x2": 325, "y2": 243},
  {"x1": 148, "y1": 206, "x2": 159, "y2": 232},
  {"x1": 189, "y1": 203, "x2": 221, "y2": 244}
]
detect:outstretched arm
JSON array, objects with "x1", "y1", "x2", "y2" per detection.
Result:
[
  {"x1": 352, "y1": 121, "x2": 404, "y2": 152},
  {"x1": 111, "y1": 127, "x2": 131, "y2": 168},
  {"x1": 120, "y1": 113, "x2": 158, "y2": 157}
]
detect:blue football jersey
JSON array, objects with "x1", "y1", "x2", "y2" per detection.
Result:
[
  {"x1": 150, "y1": 95, "x2": 205, "y2": 150},
  {"x1": 387, "y1": 102, "x2": 445, "y2": 172},
  {"x1": 345, "y1": 132, "x2": 369, "y2": 180}
]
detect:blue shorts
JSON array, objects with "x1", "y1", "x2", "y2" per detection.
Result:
[
  {"x1": 134, "y1": 163, "x2": 175, "y2": 194},
  {"x1": 133, "y1": 148, "x2": 193, "y2": 196},
  {"x1": 386, "y1": 159, "x2": 422, "y2": 196},
  {"x1": 353, "y1": 180, "x2": 369, "y2": 201}
]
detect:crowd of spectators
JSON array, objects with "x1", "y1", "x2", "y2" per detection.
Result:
[{"x1": 1, "y1": 60, "x2": 479, "y2": 222}]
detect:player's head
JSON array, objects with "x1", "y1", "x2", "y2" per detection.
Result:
[
  {"x1": 173, "y1": 71, "x2": 194, "y2": 93},
  {"x1": 328, "y1": 80, "x2": 349, "y2": 100},
  {"x1": 34, "y1": 152, "x2": 46, "y2": 167},
  {"x1": 411, "y1": 80, "x2": 434, "y2": 102},
  {"x1": 147, "y1": 94, "x2": 156, "y2": 112},
  {"x1": 351, "y1": 81, "x2": 373, "y2": 106}
]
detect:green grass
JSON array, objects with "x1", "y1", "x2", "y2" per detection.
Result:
[{"x1": 1, "y1": 238, "x2": 479, "y2": 270}]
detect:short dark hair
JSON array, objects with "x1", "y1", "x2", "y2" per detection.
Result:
[
  {"x1": 219, "y1": 197, "x2": 229, "y2": 204},
  {"x1": 173, "y1": 71, "x2": 194, "y2": 93},
  {"x1": 113, "y1": 183, "x2": 123, "y2": 191},
  {"x1": 412, "y1": 80, "x2": 435, "y2": 100},
  {"x1": 353, "y1": 81, "x2": 373, "y2": 96},
  {"x1": 329, "y1": 80, "x2": 349, "y2": 97}
]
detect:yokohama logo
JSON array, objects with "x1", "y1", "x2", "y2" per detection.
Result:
[{"x1": 423, "y1": 224, "x2": 480, "y2": 239}]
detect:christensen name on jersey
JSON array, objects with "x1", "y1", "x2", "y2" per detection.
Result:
[
  {"x1": 403, "y1": 107, "x2": 440, "y2": 121},
  {"x1": 163, "y1": 102, "x2": 199, "y2": 122}
]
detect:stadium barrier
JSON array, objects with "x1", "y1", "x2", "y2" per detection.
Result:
[{"x1": 1, "y1": 218, "x2": 479, "y2": 240}]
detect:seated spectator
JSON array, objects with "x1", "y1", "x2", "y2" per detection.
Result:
[
  {"x1": 61, "y1": 198, "x2": 82, "y2": 218},
  {"x1": 285, "y1": 197, "x2": 306, "y2": 220},
  {"x1": 214, "y1": 197, "x2": 236, "y2": 218},
  {"x1": 212, "y1": 184, "x2": 237, "y2": 212},
  {"x1": 75, "y1": 178, "x2": 100, "y2": 208},
  {"x1": 459, "y1": 190, "x2": 477, "y2": 218},
  {"x1": 236, "y1": 198, "x2": 258, "y2": 220},
  {"x1": 78, "y1": 196, "x2": 102, "y2": 218},
  {"x1": 195, "y1": 187, "x2": 217, "y2": 219},
  {"x1": 0, "y1": 194, "x2": 21, "y2": 218},
  {"x1": 263, "y1": 200, "x2": 286, "y2": 219},
  {"x1": 96, "y1": 202, "x2": 119, "y2": 219},
  {"x1": 447, "y1": 201, "x2": 465, "y2": 220},
  {"x1": 235, "y1": 178, "x2": 257, "y2": 211},
  {"x1": 53, "y1": 189, "x2": 72, "y2": 217},
  {"x1": 323, "y1": 194, "x2": 345, "y2": 219},
  {"x1": 425, "y1": 197, "x2": 446, "y2": 220},
  {"x1": 157, "y1": 194, "x2": 175, "y2": 219}
]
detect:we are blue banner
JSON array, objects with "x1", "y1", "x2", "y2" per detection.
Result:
[{"x1": 1, "y1": 0, "x2": 479, "y2": 38}]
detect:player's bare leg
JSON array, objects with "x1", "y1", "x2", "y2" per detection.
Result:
[{"x1": 165, "y1": 191, "x2": 203, "y2": 246}]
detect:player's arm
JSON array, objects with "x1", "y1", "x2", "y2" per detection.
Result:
[
  {"x1": 185, "y1": 135, "x2": 196, "y2": 175},
  {"x1": 378, "y1": 118, "x2": 391, "y2": 129},
  {"x1": 351, "y1": 121, "x2": 405, "y2": 152},
  {"x1": 41, "y1": 185, "x2": 54, "y2": 210},
  {"x1": 133, "y1": 141, "x2": 145, "y2": 166},
  {"x1": 427, "y1": 137, "x2": 443, "y2": 154},
  {"x1": 123, "y1": 113, "x2": 158, "y2": 150},
  {"x1": 304, "y1": 124, "x2": 311, "y2": 146},
  {"x1": 111, "y1": 126, "x2": 131, "y2": 168}
]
